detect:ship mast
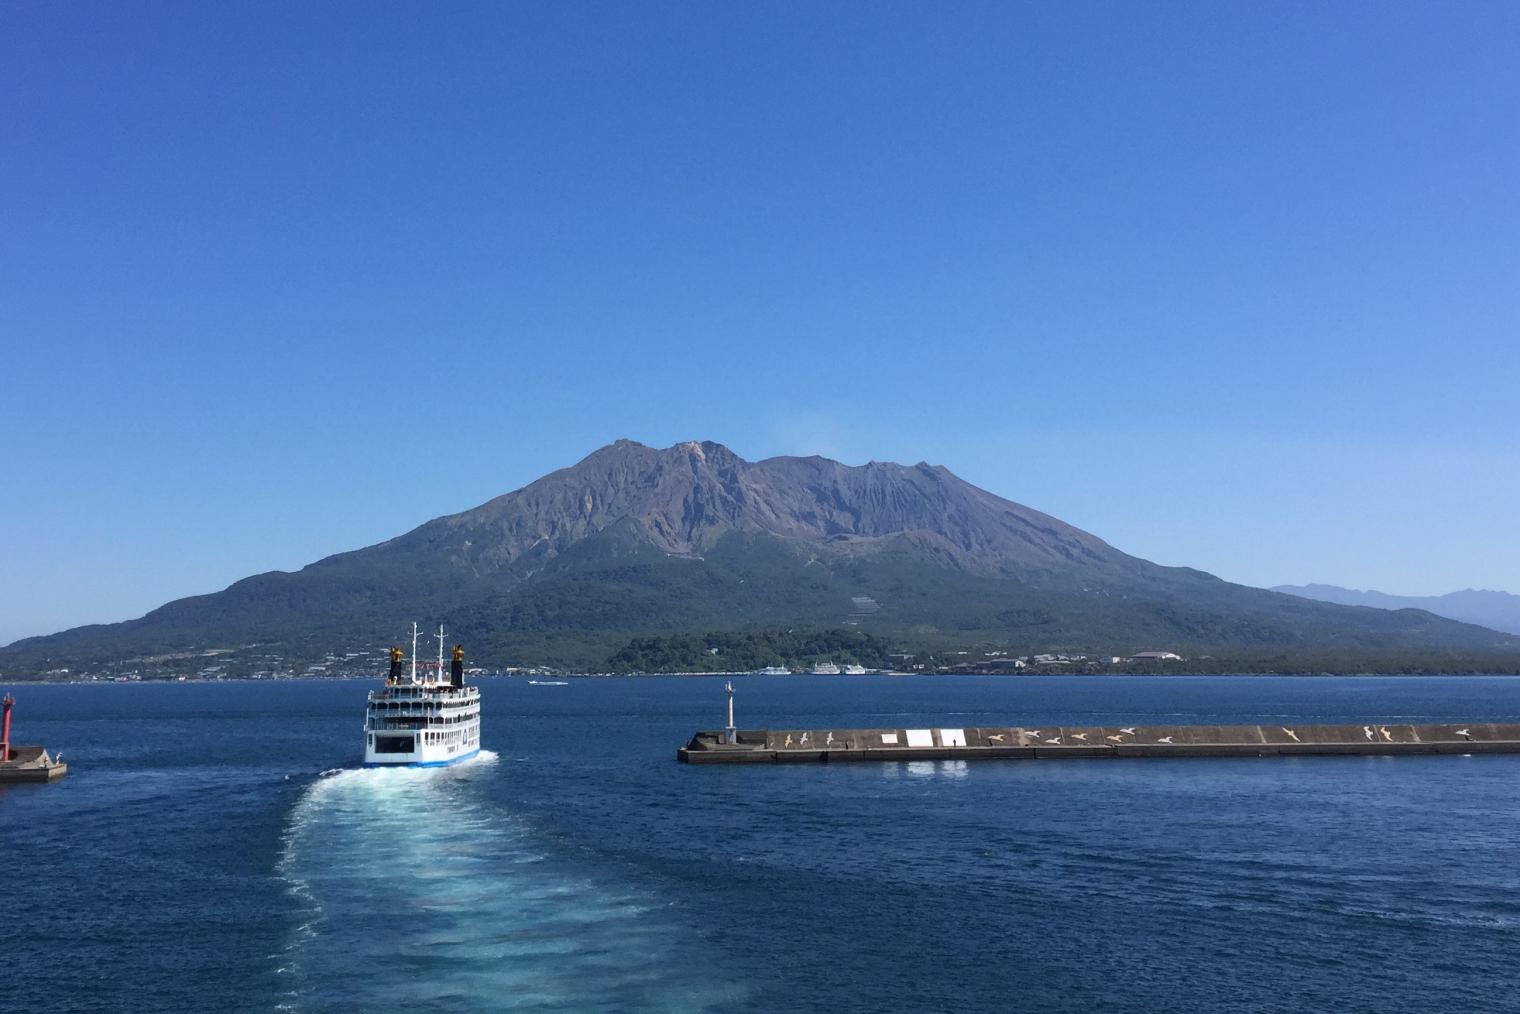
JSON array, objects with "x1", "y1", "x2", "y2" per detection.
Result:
[
  {"x1": 436, "y1": 624, "x2": 445, "y2": 686},
  {"x1": 411, "y1": 622, "x2": 419, "y2": 684}
]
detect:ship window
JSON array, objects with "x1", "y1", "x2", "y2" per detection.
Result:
[{"x1": 375, "y1": 736, "x2": 412, "y2": 754}]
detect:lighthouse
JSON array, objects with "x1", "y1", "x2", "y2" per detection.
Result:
[{"x1": 724, "y1": 681, "x2": 737, "y2": 744}]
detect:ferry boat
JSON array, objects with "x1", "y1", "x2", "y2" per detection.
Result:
[
  {"x1": 809, "y1": 661, "x2": 841, "y2": 675},
  {"x1": 753, "y1": 666, "x2": 792, "y2": 676},
  {"x1": 363, "y1": 623, "x2": 481, "y2": 767}
]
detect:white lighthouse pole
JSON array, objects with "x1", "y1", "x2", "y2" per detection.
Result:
[{"x1": 724, "y1": 681, "x2": 736, "y2": 744}]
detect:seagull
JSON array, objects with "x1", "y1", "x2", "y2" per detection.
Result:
[
  {"x1": 1026, "y1": 730, "x2": 1042, "y2": 738},
  {"x1": 1071, "y1": 733, "x2": 1089, "y2": 742},
  {"x1": 1106, "y1": 735, "x2": 1125, "y2": 743},
  {"x1": 1456, "y1": 728, "x2": 1472, "y2": 739},
  {"x1": 825, "y1": 732, "x2": 834, "y2": 747},
  {"x1": 799, "y1": 732, "x2": 809, "y2": 746},
  {"x1": 1379, "y1": 727, "x2": 1393, "y2": 742},
  {"x1": 1363, "y1": 726, "x2": 1375, "y2": 741},
  {"x1": 784, "y1": 734, "x2": 793, "y2": 747},
  {"x1": 1044, "y1": 737, "x2": 1062, "y2": 745},
  {"x1": 987, "y1": 734, "x2": 1006, "y2": 743},
  {"x1": 1119, "y1": 728, "x2": 1136, "y2": 735},
  {"x1": 1282, "y1": 728, "x2": 1300, "y2": 742},
  {"x1": 1157, "y1": 736, "x2": 1174, "y2": 745}
]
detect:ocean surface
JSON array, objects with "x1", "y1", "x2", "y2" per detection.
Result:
[{"x1": 5, "y1": 674, "x2": 1520, "y2": 1013}]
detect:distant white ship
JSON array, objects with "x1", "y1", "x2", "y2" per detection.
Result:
[
  {"x1": 841, "y1": 664, "x2": 868, "y2": 675},
  {"x1": 753, "y1": 666, "x2": 792, "y2": 676},
  {"x1": 364, "y1": 623, "x2": 481, "y2": 768},
  {"x1": 809, "y1": 661, "x2": 841, "y2": 675}
]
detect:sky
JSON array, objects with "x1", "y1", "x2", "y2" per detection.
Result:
[{"x1": 2, "y1": 1, "x2": 1517, "y2": 644}]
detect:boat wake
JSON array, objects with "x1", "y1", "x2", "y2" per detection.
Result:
[{"x1": 275, "y1": 751, "x2": 732, "y2": 1012}]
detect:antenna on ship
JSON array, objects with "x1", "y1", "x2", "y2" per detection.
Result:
[
  {"x1": 436, "y1": 624, "x2": 445, "y2": 686},
  {"x1": 410, "y1": 622, "x2": 420, "y2": 685}
]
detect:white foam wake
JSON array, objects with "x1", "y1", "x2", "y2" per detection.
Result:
[{"x1": 275, "y1": 751, "x2": 732, "y2": 1012}]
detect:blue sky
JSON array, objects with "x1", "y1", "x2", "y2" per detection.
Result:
[{"x1": 3, "y1": 1, "x2": 1517, "y2": 644}]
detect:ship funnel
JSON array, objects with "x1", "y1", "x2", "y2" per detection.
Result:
[
  {"x1": 387, "y1": 646, "x2": 404, "y2": 684},
  {"x1": 450, "y1": 645, "x2": 465, "y2": 687}
]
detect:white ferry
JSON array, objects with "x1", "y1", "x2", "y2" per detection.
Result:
[
  {"x1": 364, "y1": 623, "x2": 481, "y2": 767},
  {"x1": 809, "y1": 661, "x2": 841, "y2": 675},
  {"x1": 753, "y1": 666, "x2": 792, "y2": 676}
]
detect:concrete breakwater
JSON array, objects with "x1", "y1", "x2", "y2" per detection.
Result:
[{"x1": 678, "y1": 722, "x2": 1520, "y2": 764}]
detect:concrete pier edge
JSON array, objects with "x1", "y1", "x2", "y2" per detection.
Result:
[{"x1": 677, "y1": 722, "x2": 1520, "y2": 764}]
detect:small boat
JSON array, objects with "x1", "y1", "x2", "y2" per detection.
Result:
[{"x1": 363, "y1": 623, "x2": 481, "y2": 768}]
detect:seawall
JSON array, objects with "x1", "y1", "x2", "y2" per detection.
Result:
[{"x1": 677, "y1": 722, "x2": 1520, "y2": 763}]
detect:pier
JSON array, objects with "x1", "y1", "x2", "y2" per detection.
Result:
[
  {"x1": 0, "y1": 695, "x2": 67, "y2": 784},
  {"x1": 678, "y1": 721, "x2": 1520, "y2": 763}
]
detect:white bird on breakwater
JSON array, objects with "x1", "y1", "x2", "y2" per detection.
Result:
[
  {"x1": 1119, "y1": 728, "x2": 1136, "y2": 735},
  {"x1": 1456, "y1": 729, "x2": 1472, "y2": 739},
  {"x1": 987, "y1": 734, "x2": 1006, "y2": 743},
  {"x1": 799, "y1": 732, "x2": 809, "y2": 746},
  {"x1": 1380, "y1": 727, "x2": 1393, "y2": 742},
  {"x1": 1071, "y1": 733, "x2": 1089, "y2": 742},
  {"x1": 1282, "y1": 728, "x2": 1300, "y2": 742},
  {"x1": 1364, "y1": 726, "x2": 1375, "y2": 741},
  {"x1": 1157, "y1": 736, "x2": 1174, "y2": 744},
  {"x1": 1044, "y1": 738, "x2": 1062, "y2": 745},
  {"x1": 1106, "y1": 735, "x2": 1125, "y2": 743}
]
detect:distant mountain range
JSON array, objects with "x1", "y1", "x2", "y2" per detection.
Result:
[
  {"x1": 4, "y1": 440, "x2": 1517, "y2": 676},
  {"x1": 1273, "y1": 585, "x2": 1520, "y2": 636}
]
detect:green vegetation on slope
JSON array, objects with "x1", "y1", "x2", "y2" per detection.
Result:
[{"x1": 604, "y1": 628, "x2": 894, "y2": 673}]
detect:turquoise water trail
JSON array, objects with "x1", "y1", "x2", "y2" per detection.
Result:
[{"x1": 277, "y1": 752, "x2": 734, "y2": 1012}]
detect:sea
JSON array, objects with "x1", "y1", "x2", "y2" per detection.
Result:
[{"x1": 4, "y1": 674, "x2": 1520, "y2": 1014}]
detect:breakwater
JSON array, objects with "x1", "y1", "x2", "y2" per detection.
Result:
[{"x1": 678, "y1": 722, "x2": 1520, "y2": 763}]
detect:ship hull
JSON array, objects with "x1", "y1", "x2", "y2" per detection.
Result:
[{"x1": 364, "y1": 747, "x2": 481, "y2": 769}]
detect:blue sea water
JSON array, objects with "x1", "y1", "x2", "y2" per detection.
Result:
[{"x1": 5, "y1": 674, "x2": 1520, "y2": 1013}]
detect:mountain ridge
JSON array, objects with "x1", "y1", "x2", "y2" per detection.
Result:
[
  {"x1": 4, "y1": 440, "x2": 1517, "y2": 675},
  {"x1": 1273, "y1": 584, "x2": 1520, "y2": 636}
]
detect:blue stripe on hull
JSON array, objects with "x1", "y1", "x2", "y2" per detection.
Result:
[{"x1": 365, "y1": 748, "x2": 481, "y2": 769}]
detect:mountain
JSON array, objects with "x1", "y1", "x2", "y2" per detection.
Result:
[
  {"x1": 5, "y1": 440, "x2": 1518, "y2": 676},
  {"x1": 1273, "y1": 585, "x2": 1520, "y2": 636}
]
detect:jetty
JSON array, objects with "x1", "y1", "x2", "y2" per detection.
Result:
[
  {"x1": 678, "y1": 684, "x2": 1520, "y2": 764},
  {"x1": 0, "y1": 695, "x2": 67, "y2": 784}
]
